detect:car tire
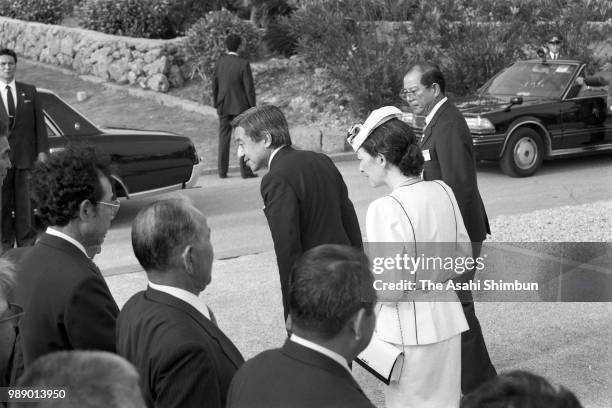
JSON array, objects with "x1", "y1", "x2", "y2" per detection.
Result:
[{"x1": 500, "y1": 128, "x2": 544, "y2": 177}]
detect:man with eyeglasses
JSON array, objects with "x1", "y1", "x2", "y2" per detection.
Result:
[
  {"x1": 9, "y1": 146, "x2": 119, "y2": 377},
  {"x1": 402, "y1": 62, "x2": 495, "y2": 394}
]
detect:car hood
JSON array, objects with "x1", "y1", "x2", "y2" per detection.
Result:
[
  {"x1": 455, "y1": 95, "x2": 558, "y2": 115},
  {"x1": 99, "y1": 126, "x2": 181, "y2": 137}
]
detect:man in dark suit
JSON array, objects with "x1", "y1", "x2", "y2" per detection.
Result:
[
  {"x1": 227, "y1": 244, "x2": 377, "y2": 408},
  {"x1": 117, "y1": 197, "x2": 244, "y2": 408},
  {"x1": 232, "y1": 105, "x2": 363, "y2": 319},
  {"x1": 0, "y1": 49, "x2": 48, "y2": 252},
  {"x1": 213, "y1": 34, "x2": 256, "y2": 179},
  {"x1": 12, "y1": 146, "x2": 119, "y2": 371},
  {"x1": 403, "y1": 62, "x2": 496, "y2": 393}
]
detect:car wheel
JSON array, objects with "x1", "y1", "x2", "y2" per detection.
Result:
[{"x1": 500, "y1": 128, "x2": 544, "y2": 177}]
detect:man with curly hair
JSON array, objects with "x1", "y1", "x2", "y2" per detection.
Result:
[{"x1": 11, "y1": 146, "x2": 119, "y2": 373}]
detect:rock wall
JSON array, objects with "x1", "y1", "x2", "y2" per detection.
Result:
[{"x1": 0, "y1": 17, "x2": 187, "y2": 92}]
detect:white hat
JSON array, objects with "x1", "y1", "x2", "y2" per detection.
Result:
[{"x1": 347, "y1": 106, "x2": 403, "y2": 151}]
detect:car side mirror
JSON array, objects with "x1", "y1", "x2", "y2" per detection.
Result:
[{"x1": 504, "y1": 96, "x2": 523, "y2": 112}]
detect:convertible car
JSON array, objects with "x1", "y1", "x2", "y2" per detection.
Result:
[
  {"x1": 40, "y1": 89, "x2": 203, "y2": 197},
  {"x1": 403, "y1": 60, "x2": 612, "y2": 177}
]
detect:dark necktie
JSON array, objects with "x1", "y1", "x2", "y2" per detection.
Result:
[{"x1": 6, "y1": 85, "x2": 15, "y2": 128}]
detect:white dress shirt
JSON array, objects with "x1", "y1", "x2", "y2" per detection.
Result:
[
  {"x1": 148, "y1": 281, "x2": 211, "y2": 320},
  {"x1": 290, "y1": 334, "x2": 351, "y2": 373},
  {"x1": 0, "y1": 79, "x2": 16, "y2": 117},
  {"x1": 423, "y1": 96, "x2": 448, "y2": 131},
  {"x1": 46, "y1": 227, "x2": 88, "y2": 257}
]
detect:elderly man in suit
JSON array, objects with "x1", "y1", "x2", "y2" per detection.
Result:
[
  {"x1": 117, "y1": 197, "x2": 244, "y2": 408},
  {"x1": 227, "y1": 244, "x2": 377, "y2": 408},
  {"x1": 213, "y1": 33, "x2": 256, "y2": 179},
  {"x1": 12, "y1": 146, "x2": 119, "y2": 371},
  {"x1": 0, "y1": 48, "x2": 48, "y2": 252},
  {"x1": 403, "y1": 62, "x2": 496, "y2": 393},
  {"x1": 232, "y1": 105, "x2": 363, "y2": 320}
]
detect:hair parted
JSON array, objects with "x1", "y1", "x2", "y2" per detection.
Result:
[
  {"x1": 225, "y1": 33, "x2": 242, "y2": 52},
  {"x1": 13, "y1": 351, "x2": 145, "y2": 408},
  {"x1": 231, "y1": 105, "x2": 292, "y2": 148},
  {"x1": 32, "y1": 145, "x2": 111, "y2": 227},
  {"x1": 411, "y1": 61, "x2": 446, "y2": 94},
  {"x1": 131, "y1": 197, "x2": 206, "y2": 273},
  {"x1": 360, "y1": 118, "x2": 424, "y2": 177},
  {"x1": 0, "y1": 48, "x2": 17, "y2": 63},
  {"x1": 288, "y1": 244, "x2": 376, "y2": 339}
]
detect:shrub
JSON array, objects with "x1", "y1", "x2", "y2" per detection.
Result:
[
  {"x1": 0, "y1": 0, "x2": 66, "y2": 24},
  {"x1": 263, "y1": 20, "x2": 298, "y2": 57},
  {"x1": 77, "y1": 0, "x2": 174, "y2": 39},
  {"x1": 184, "y1": 9, "x2": 260, "y2": 84},
  {"x1": 165, "y1": 0, "x2": 224, "y2": 36}
]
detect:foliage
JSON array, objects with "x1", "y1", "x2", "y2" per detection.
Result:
[
  {"x1": 165, "y1": 0, "x2": 225, "y2": 36},
  {"x1": 250, "y1": 0, "x2": 295, "y2": 27},
  {"x1": 262, "y1": 19, "x2": 298, "y2": 57},
  {"x1": 77, "y1": 0, "x2": 174, "y2": 39},
  {"x1": 0, "y1": 0, "x2": 67, "y2": 24},
  {"x1": 184, "y1": 9, "x2": 260, "y2": 84}
]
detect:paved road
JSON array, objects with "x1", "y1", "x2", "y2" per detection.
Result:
[{"x1": 96, "y1": 153, "x2": 612, "y2": 275}]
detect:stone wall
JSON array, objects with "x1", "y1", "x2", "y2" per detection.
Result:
[{"x1": 0, "y1": 17, "x2": 187, "y2": 92}]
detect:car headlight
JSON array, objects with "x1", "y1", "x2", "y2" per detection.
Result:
[{"x1": 464, "y1": 116, "x2": 496, "y2": 134}]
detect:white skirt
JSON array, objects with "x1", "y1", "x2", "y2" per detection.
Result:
[{"x1": 384, "y1": 334, "x2": 461, "y2": 408}]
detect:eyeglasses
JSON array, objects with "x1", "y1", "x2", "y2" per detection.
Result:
[
  {"x1": 399, "y1": 84, "x2": 432, "y2": 100},
  {"x1": 0, "y1": 302, "x2": 24, "y2": 324},
  {"x1": 549, "y1": 40, "x2": 560, "y2": 45},
  {"x1": 98, "y1": 199, "x2": 120, "y2": 217}
]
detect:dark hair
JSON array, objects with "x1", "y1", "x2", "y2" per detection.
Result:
[
  {"x1": 32, "y1": 146, "x2": 111, "y2": 227},
  {"x1": 226, "y1": 34, "x2": 242, "y2": 52},
  {"x1": 132, "y1": 197, "x2": 206, "y2": 272},
  {"x1": 0, "y1": 48, "x2": 17, "y2": 64},
  {"x1": 231, "y1": 105, "x2": 292, "y2": 148},
  {"x1": 411, "y1": 62, "x2": 446, "y2": 94},
  {"x1": 461, "y1": 370, "x2": 583, "y2": 408},
  {"x1": 14, "y1": 351, "x2": 145, "y2": 408},
  {"x1": 360, "y1": 118, "x2": 424, "y2": 176},
  {"x1": 288, "y1": 244, "x2": 376, "y2": 339}
]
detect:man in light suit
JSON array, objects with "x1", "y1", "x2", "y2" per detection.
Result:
[
  {"x1": 117, "y1": 197, "x2": 244, "y2": 408},
  {"x1": 213, "y1": 34, "x2": 256, "y2": 179},
  {"x1": 0, "y1": 49, "x2": 48, "y2": 252},
  {"x1": 227, "y1": 244, "x2": 377, "y2": 408},
  {"x1": 403, "y1": 62, "x2": 496, "y2": 393},
  {"x1": 13, "y1": 146, "x2": 119, "y2": 372},
  {"x1": 232, "y1": 105, "x2": 363, "y2": 320}
]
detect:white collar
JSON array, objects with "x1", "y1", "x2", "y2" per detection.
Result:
[
  {"x1": 227, "y1": 52, "x2": 239, "y2": 56},
  {"x1": 290, "y1": 334, "x2": 351, "y2": 373},
  {"x1": 148, "y1": 281, "x2": 210, "y2": 320},
  {"x1": 268, "y1": 145, "x2": 287, "y2": 168},
  {"x1": 46, "y1": 227, "x2": 88, "y2": 257},
  {"x1": 0, "y1": 80, "x2": 16, "y2": 91},
  {"x1": 424, "y1": 96, "x2": 448, "y2": 128}
]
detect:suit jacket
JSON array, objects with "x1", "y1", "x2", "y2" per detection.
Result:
[
  {"x1": 227, "y1": 340, "x2": 376, "y2": 408},
  {"x1": 261, "y1": 147, "x2": 363, "y2": 314},
  {"x1": 116, "y1": 287, "x2": 244, "y2": 408},
  {"x1": 13, "y1": 233, "x2": 119, "y2": 367},
  {"x1": 420, "y1": 100, "x2": 490, "y2": 243},
  {"x1": 213, "y1": 54, "x2": 256, "y2": 116},
  {"x1": 0, "y1": 82, "x2": 48, "y2": 169}
]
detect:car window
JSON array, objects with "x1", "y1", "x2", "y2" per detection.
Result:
[{"x1": 38, "y1": 92, "x2": 100, "y2": 137}]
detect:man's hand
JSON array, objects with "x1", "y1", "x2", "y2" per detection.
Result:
[{"x1": 37, "y1": 152, "x2": 48, "y2": 163}]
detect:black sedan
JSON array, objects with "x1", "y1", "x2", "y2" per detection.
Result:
[
  {"x1": 40, "y1": 89, "x2": 203, "y2": 197},
  {"x1": 403, "y1": 60, "x2": 612, "y2": 177}
]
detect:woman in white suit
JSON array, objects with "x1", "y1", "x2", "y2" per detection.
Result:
[{"x1": 348, "y1": 106, "x2": 471, "y2": 408}]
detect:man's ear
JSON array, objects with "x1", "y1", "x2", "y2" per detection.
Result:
[
  {"x1": 351, "y1": 308, "x2": 367, "y2": 342},
  {"x1": 79, "y1": 200, "x2": 95, "y2": 221},
  {"x1": 263, "y1": 131, "x2": 273, "y2": 148},
  {"x1": 181, "y1": 245, "x2": 194, "y2": 274}
]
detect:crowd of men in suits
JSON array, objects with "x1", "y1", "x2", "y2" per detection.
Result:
[{"x1": 0, "y1": 42, "x2": 585, "y2": 408}]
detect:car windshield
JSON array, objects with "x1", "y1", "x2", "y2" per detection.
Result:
[{"x1": 479, "y1": 61, "x2": 578, "y2": 99}]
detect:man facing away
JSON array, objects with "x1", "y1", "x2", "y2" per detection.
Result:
[
  {"x1": 117, "y1": 197, "x2": 244, "y2": 408},
  {"x1": 213, "y1": 33, "x2": 256, "y2": 179},
  {"x1": 232, "y1": 105, "x2": 363, "y2": 320},
  {"x1": 0, "y1": 48, "x2": 48, "y2": 252},
  {"x1": 402, "y1": 62, "x2": 496, "y2": 393},
  {"x1": 227, "y1": 244, "x2": 377, "y2": 408},
  {"x1": 12, "y1": 146, "x2": 119, "y2": 371}
]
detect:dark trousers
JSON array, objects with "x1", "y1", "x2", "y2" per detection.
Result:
[
  {"x1": 2, "y1": 168, "x2": 36, "y2": 252},
  {"x1": 456, "y1": 241, "x2": 497, "y2": 393},
  {"x1": 218, "y1": 114, "x2": 254, "y2": 178}
]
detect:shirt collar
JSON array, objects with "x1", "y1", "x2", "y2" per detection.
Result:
[
  {"x1": 0, "y1": 80, "x2": 16, "y2": 90},
  {"x1": 148, "y1": 281, "x2": 210, "y2": 320},
  {"x1": 227, "y1": 52, "x2": 239, "y2": 56},
  {"x1": 424, "y1": 96, "x2": 448, "y2": 128},
  {"x1": 45, "y1": 227, "x2": 89, "y2": 257},
  {"x1": 268, "y1": 145, "x2": 287, "y2": 168},
  {"x1": 290, "y1": 334, "x2": 351, "y2": 373}
]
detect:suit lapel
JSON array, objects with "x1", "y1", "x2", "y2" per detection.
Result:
[
  {"x1": 14, "y1": 82, "x2": 25, "y2": 128},
  {"x1": 0, "y1": 91, "x2": 8, "y2": 125},
  {"x1": 146, "y1": 288, "x2": 244, "y2": 368},
  {"x1": 420, "y1": 100, "x2": 449, "y2": 147},
  {"x1": 37, "y1": 233, "x2": 101, "y2": 277}
]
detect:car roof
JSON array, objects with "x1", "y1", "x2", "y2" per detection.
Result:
[{"x1": 522, "y1": 59, "x2": 584, "y2": 65}]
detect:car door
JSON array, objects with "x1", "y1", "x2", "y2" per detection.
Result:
[{"x1": 560, "y1": 66, "x2": 612, "y2": 148}]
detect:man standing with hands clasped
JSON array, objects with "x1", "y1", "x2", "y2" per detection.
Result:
[
  {"x1": 402, "y1": 62, "x2": 496, "y2": 393},
  {"x1": 0, "y1": 48, "x2": 48, "y2": 252}
]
